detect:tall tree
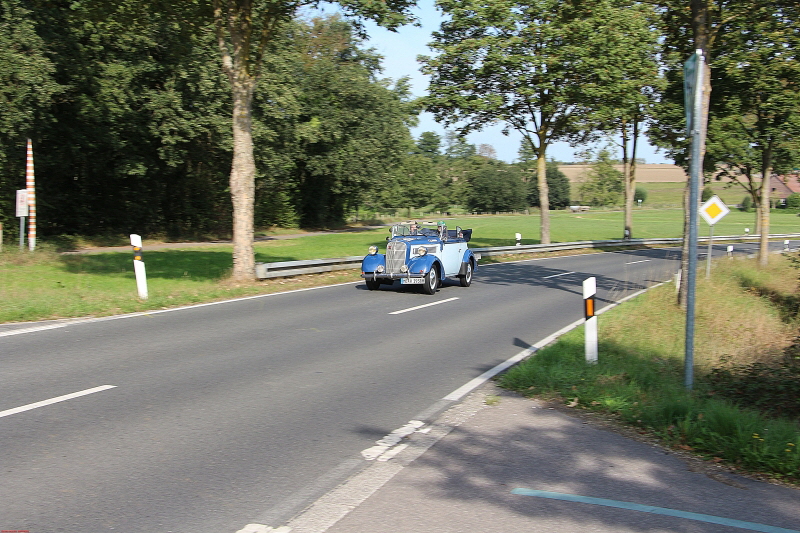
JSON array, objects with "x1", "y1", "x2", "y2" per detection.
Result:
[
  {"x1": 211, "y1": 0, "x2": 416, "y2": 279},
  {"x1": 0, "y1": 0, "x2": 62, "y2": 235},
  {"x1": 705, "y1": 3, "x2": 800, "y2": 265},
  {"x1": 584, "y1": 1, "x2": 662, "y2": 239},
  {"x1": 421, "y1": 0, "x2": 637, "y2": 244},
  {"x1": 651, "y1": 0, "x2": 799, "y2": 276},
  {"x1": 415, "y1": 131, "x2": 442, "y2": 159}
]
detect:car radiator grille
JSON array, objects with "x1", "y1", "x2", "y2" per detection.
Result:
[{"x1": 386, "y1": 241, "x2": 407, "y2": 274}]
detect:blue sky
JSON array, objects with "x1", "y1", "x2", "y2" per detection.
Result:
[{"x1": 313, "y1": 0, "x2": 671, "y2": 164}]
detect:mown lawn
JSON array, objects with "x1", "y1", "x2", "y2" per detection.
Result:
[{"x1": 1, "y1": 208, "x2": 798, "y2": 323}]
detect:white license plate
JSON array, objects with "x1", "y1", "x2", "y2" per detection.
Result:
[{"x1": 401, "y1": 278, "x2": 425, "y2": 284}]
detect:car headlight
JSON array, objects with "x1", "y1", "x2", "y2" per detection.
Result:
[
  {"x1": 376, "y1": 265, "x2": 385, "y2": 273},
  {"x1": 416, "y1": 246, "x2": 427, "y2": 256},
  {"x1": 368, "y1": 245, "x2": 378, "y2": 255},
  {"x1": 400, "y1": 265, "x2": 409, "y2": 273}
]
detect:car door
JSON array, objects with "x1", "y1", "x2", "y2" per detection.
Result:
[{"x1": 440, "y1": 240, "x2": 466, "y2": 277}]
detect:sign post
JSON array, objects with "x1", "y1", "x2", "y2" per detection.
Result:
[
  {"x1": 16, "y1": 189, "x2": 28, "y2": 250},
  {"x1": 583, "y1": 277, "x2": 598, "y2": 364},
  {"x1": 699, "y1": 195, "x2": 730, "y2": 278},
  {"x1": 683, "y1": 49, "x2": 705, "y2": 390}
]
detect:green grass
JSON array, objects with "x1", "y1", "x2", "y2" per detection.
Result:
[
  {"x1": 498, "y1": 255, "x2": 800, "y2": 483},
  {"x1": 2, "y1": 208, "x2": 799, "y2": 324}
]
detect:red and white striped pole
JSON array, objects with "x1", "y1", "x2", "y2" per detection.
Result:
[{"x1": 26, "y1": 139, "x2": 36, "y2": 251}]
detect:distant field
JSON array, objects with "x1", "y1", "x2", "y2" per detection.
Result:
[
  {"x1": 569, "y1": 181, "x2": 756, "y2": 209},
  {"x1": 559, "y1": 163, "x2": 686, "y2": 183},
  {"x1": 2, "y1": 209, "x2": 799, "y2": 323}
]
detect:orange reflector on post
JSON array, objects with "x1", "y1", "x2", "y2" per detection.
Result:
[{"x1": 584, "y1": 297, "x2": 595, "y2": 320}]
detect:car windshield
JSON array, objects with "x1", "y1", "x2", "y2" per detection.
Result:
[{"x1": 390, "y1": 223, "x2": 442, "y2": 238}]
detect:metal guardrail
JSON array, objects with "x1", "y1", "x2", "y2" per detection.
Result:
[{"x1": 254, "y1": 233, "x2": 800, "y2": 279}]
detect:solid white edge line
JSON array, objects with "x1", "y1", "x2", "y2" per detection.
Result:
[
  {"x1": 441, "y1": 281, "x2": 666, "y2": 403},
  {"x1": 0, "y1": 323, "x2": 69, "y2": 337},
  {"x1": 389, "y1": 297, "x2": 459, "y2": 315},
  {"x1": 542, "y1": 271, "x2": 576, "y2": 279},
  {"x1": 0, "y1": 385, "x2": 117, "y2": 418},
  {"x1": 0, "y1": 281, "x2": 363, "y2": 338},
  {"x1": 625, "y1": 259, "x2": 651, "y2": 265}
]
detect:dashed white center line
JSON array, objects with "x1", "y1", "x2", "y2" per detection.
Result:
[
  {"x1": 389, "y1": 297, "x2": 459, "y2": 315},
  {"x1": 542, "y1": 271, "x2": 575, "y2": 279},
  {"x1": 0, "y1": 385, "x2": 117, "y2": 419},
  {"x1": 625, "y1": 259, "x2": 651, "y2": 265}
]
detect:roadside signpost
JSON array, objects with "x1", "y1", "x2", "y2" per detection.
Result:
[
  {"x1": 16, "y1": 189, "x2": 28, "y2": 249},
  {"x1": 699, "y1": 195, "x2": 730, "y2": 278},
  {"x1": 683, "y1": 49, "x2": 706, "y2": 390}
]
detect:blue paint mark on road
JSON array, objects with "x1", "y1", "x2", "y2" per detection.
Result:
[{"x1": 511, "y1": 488, "x2": 799, "y2": 533}]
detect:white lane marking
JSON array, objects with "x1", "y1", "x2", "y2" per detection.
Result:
[
  {"x1": 542, "y1": 271, "x2": 575, "y2": 279},
  {"x1": 625, "y1": 259, "x2": 651, "y2": 265},
  {"x1": 0, "y1": 385, "x2": 117, "y2": 419},
  {"x1": 0, "y1": 322, "x2": 70, "y2": 337},
  {"x1": 235, "y1": 525, "x2": 290, "y2": 533},
  {"x1": 361, "y1": 420, "x2": 425, "y2": 460},
  {"x1": 389, "y1": 297, "x2": 459, "y2": 315},
  {"x1": 0, "y1": 282, "x2": 363, "y2": 338}
]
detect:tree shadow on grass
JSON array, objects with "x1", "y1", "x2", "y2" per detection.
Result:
[{"x1": 58, "y1": 250, "x2": 238, "y2": 281}]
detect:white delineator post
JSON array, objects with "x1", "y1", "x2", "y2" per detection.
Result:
[
  {"x1": 130, "y1": 234, "x2": 149, "y2": 300},
  {"x1": 26, "y1": 139, "x2": 36, "y2": 251},
  {"x1": 583, "y1": 277, "x2": 598, "y2": 364}
]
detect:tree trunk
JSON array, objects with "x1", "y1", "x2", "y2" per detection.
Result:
[
  {"x1": 536, "y1": 133, "x2": 551, "y2": 245},
  {"x1": 229, "y1": 77, "x2": 257, "y2": 280},
  {"x1": 758, "y1": 144, "x2": 774, "y2": 267},
  {"x1": 758, "y1": 175, "x2": 770, "y2": 266}
]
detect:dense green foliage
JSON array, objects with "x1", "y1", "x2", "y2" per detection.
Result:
[
  {"x1": 577, "y1": 150, "x2": 625, "y2": 206},
  {"x1": 0, "y1": 4, "x2": 418, "y2": 238},
  {"x1": 2, "y1": 0, "x2": 799, "y2": 244}
]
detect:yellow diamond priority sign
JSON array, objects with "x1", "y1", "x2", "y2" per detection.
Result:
[{"x1": 699, "y1": 195, "x2": 730, "y2": 226}]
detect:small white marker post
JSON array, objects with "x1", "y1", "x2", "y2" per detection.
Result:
[
  {"x1": 727, "y1": 245, "x2": 733, "y2": 259},
  {"x1": 130, "y1": 234, "x2": 148, "y2": 300},
  {"x1": 515, "y1": 233, "x2": 522, "y2": 246},
  {"x1": 785, "y1": 240, "x2": 790, "y2": 252},
  {"x1": 583, "y1": 277, "x2": 598, "y2": 364}
]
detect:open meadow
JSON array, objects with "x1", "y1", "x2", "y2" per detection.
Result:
[{"x1": 1, "y1": 207, "x2": 799, "y2": 324}]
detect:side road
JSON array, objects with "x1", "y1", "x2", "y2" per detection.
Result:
[{"x1": 270, "y1": 384, "x2": 800, "y2": 533}]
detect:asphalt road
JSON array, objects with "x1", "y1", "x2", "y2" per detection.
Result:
[{"x1": 0, "y1": 243, "x2": 787, "y2": 532}]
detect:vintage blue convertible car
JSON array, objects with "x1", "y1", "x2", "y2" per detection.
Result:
[{"x1": 361, "y1": 221, "x2": 477, "y2": 294}]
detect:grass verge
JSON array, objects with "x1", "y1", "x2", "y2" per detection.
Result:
[{"x1": 498, "y1": 255, "x2": 800, "y2": 484}]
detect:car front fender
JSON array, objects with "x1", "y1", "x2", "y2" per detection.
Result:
[
  {"x1": 361, "y1": 254, "x2": 385, "y2": 273},
  {"x1": 407, "y1": 254, "x2": 443, "y2": 278}
]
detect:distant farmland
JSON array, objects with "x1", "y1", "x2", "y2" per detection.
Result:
[
  {"x1": 559, "y1": 164, "x2": 753, "y2": 207},
  {"x1": 558, "y1": 163, "x2": 686, "y2": 183}
]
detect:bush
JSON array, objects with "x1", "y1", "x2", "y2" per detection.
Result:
[
  {"x1": 634, "y1": 186, "x2": 647, "y2": 205},
  {"x1": 786, "y1": 193, "x2": 800, "y2": 209},
  {"x1": 741, "y1": 195, "x2": 753, "y2": 212},
  {"x1": 702, "y1": 186, "x2": 715, "y2": 202}
]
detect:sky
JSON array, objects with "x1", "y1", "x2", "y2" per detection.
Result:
[{"x1": 314, "y1": 0, "x2": 672, "y2": 165}]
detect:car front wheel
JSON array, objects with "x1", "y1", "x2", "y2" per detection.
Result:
[
  {"x1": 365, "y1": 278, "x2": 380, "y2": 291},
  {"x1": 422, "y1": 266, "x2": 439, "y2": 295},
  {"x1": 459, "y1": 261, "x2": 473, "y2": 287}
]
